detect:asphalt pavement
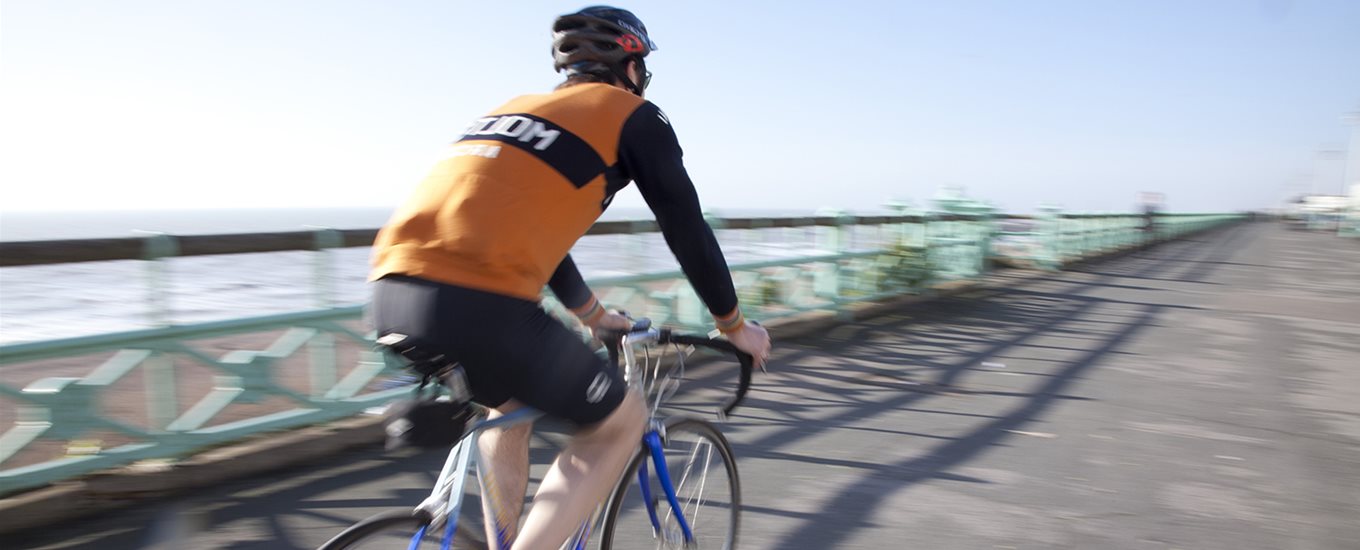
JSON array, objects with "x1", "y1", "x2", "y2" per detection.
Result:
[{"x1": 9, "y1": 221, "x2": 1359, "y2": 549}]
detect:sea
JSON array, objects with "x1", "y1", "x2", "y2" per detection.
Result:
[{"x1": 0, "y1": 207, "x2": 875, "y2": 345}]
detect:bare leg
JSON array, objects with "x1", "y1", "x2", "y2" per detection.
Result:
[
  {"x1": 479, "y1": 400, "x2": 533, "y2": 549},
  {"x1": 511, "y1": 391, "x2": 646, "y2": 550}
]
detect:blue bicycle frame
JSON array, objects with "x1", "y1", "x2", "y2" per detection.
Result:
[
  {"x1": 407, "y1": 414, "x2": 695, "y2": 550},
  {"x1": 396, "y1": 322, "x2": 754, "y2": 550}
]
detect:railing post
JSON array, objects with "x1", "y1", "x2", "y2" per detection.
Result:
[
  {"x1": 1100, "y1": 214, "x2": 1113, "y2": 252},
  {"x1": 1104, "y1": 214, "x2": 1115, "y2": 253},
  {"x1": 139, "y1": 232, "x2": 179, "y2": 328},
  {"x1": 817, "y1": 208, "x2": 851, "y2": 317},
  {"x1": 139, "y1": 232, "x2": 179, "y2": 430},
  {"x1": 955, "y1": 199, "x2": 995, "y2": 276},
  {"x1": 884, "y1": 200, "x2": 909, "y2": 249},
  {"x1": 309, "y1": 227, "x2": 342, "y2": 398},
  {"x1": 817, "y1": 208, "x2": 848, "y2": 253},
  {"x1": 902, "y1": 204, "x2": 926, "y2": 250},
  {"x1": 746, "y1": 216, "x2": 774, "y2": 310},
  {"x1": 908, "y1": 205, "x2": 929, "y2": 291},
  {"x1": 922, "y1": 209, "x2": 941, "y2": 284},
  {"x1": 749, "y1": 216, "x2": 772, "y2": 260},
  {"x1": 1080, "y1": 214, "x2": 1092, "y2": 258},
  {"x1": 1035, "y1": 205, "x2": 1063, "y2": 270},
  {"x1": 309, "y1": 227, "x2": 343, "y2": 308}
]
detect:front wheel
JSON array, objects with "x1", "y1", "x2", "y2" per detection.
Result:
[
  {"x1": 598, "y1": 417, "x2": 741, "y2": 549},
  {"x1": 317, "y1": 509, "x2": 486, "y2": 550}
]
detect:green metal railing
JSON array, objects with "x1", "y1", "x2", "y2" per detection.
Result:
[
  {"x1": 1027, "y1": 210, "x2": 1246, "y2": 270},
  {"x1": 0, "y1": 207, "x2": 1245, "y2": 496},
  {"x1": 0, "y1": 308, "x2": 409, "y2": 495},
  {"x1": 1340, "y1": 210, "x2": 1360, "y2": 238}
]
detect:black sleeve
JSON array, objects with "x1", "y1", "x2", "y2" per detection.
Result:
[
  {"x1": 617, "y1": 101, "x2": 739, "y2": 317},
  {"x1": 547, "y1": 254, "x2": 593, "y2": 310}
]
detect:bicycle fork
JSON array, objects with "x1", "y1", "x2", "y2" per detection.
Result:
[
  {"x1": 640, "y1": 428, "x2": 695, "y2": 545},
  {"x1": 573, "y1": 426, "x2": 694, "y2": 550}
]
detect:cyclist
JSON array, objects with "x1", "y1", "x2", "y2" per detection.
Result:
[
  {"x1": 1137, "y1": 191, "x2": 1163, "y2": 256},
  {"x1": 368, "y1": 6, "x2": 771, "y2": 549}
]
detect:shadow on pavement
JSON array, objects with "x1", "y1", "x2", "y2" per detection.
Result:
[{"x1": 9, "y1": 224, "x2": 1254, "y2": 549}]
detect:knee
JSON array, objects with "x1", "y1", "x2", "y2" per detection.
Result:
[{"x1": 585, "y1": 391, "x2": 646, "y2": 441}]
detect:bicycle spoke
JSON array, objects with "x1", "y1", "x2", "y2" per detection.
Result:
[
  {"x1": 671, "y1": 436, "x2": 712, "y2": 530},
  {"x1": 685, "y1": 440, "x2": 714, "y2": 528}
]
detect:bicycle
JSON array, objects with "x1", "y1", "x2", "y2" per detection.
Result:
[{"x1": 317, "y1": 319, "x2": 756, "y2": 549}]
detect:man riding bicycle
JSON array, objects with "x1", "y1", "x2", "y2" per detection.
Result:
[{"x1": 368, "y1": 6, "x2": 771, "y2": 549}]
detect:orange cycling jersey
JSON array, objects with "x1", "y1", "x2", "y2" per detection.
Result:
[{"x1": 371, "y1": 83, "x2": 739, "y2": 319}]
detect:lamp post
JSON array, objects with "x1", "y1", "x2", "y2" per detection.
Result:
[
  {"x1": 1343, "y1": 111, "x2": 1360, "y2": 237},
  {"x1": 1344, "y1": 110, "x2": 1360, "y2": 196}
]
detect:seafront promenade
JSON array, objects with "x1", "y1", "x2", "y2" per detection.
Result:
[
  {"x1": 3, "y1": 209, "x2": 1239, "y2": 500},
  {"x1": 4, "y1": 220, "x2": 1359, "y2": 548}
]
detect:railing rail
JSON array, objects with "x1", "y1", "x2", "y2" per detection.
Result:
[
  {"x1": 0, "y1": 212, "x2": 1233, "y2": 267},
  {"x1": 0, "y1": 209, "x2": 1246, "y2": 496}
]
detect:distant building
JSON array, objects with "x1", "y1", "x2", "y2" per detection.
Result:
[
  {"x1": 1345, "y1": 183, "x2": 1360, "y2": 237},
  {"x1": 1285, "y1": 192, "x2": 1352, "y2": 231}
]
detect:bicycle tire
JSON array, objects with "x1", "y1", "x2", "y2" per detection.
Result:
[
  {"x1": 317, "y1": 509, "x2": 488, "y2": 550},
  {"x1": 598, "y1": 417, "x2": 741, "y2": 549}
]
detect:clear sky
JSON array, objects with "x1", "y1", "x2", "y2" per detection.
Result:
[{"x1": 2, "y1": 0, "x2": 1358, "y2": 215}]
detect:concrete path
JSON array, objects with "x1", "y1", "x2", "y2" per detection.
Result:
[{"x1": 10, "y1": 222, "x2": 1359, "y2": 549}]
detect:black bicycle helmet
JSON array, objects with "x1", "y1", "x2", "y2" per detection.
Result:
[{"x1": 552, "y1": 6, "x2": 657, "y2": 95}]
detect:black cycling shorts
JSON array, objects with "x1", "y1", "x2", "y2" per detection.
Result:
[{"x1": 371, "y1": 274, "x2": 627, "y2": 425}]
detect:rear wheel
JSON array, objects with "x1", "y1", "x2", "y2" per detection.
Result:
[
  {"x1": 598, "y1": 417, "x2": 740, "y2": 549},
  {"x1": 317, "y1": 509, "x2": 487, "y2": 549}
]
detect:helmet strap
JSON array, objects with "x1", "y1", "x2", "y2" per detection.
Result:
[{"x1": 611, "y1": 57, "x2": 645, "y2": 96}]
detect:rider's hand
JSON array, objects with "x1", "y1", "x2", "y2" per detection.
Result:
[
  {"x1": 573, "y1": 295, "x2": 631, "y2": 336},
  {"x1": 588, "y1": 309, "x2": 632, "y2": 333},
  {"x1": 724, "y1": 320, "x2": 771, "y2": 367}
]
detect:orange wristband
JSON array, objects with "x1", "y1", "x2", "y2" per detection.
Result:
[
  {"x1": 571, "y1": 295, "x2": 605, "y2": 326},
  {"x1": 715, "y1": 308, "x2": 745, "y2": 334}
]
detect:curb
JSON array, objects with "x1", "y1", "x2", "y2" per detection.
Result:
[{"x1": 0, "y1": 222, "x2": 1242, "y2": 536}]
